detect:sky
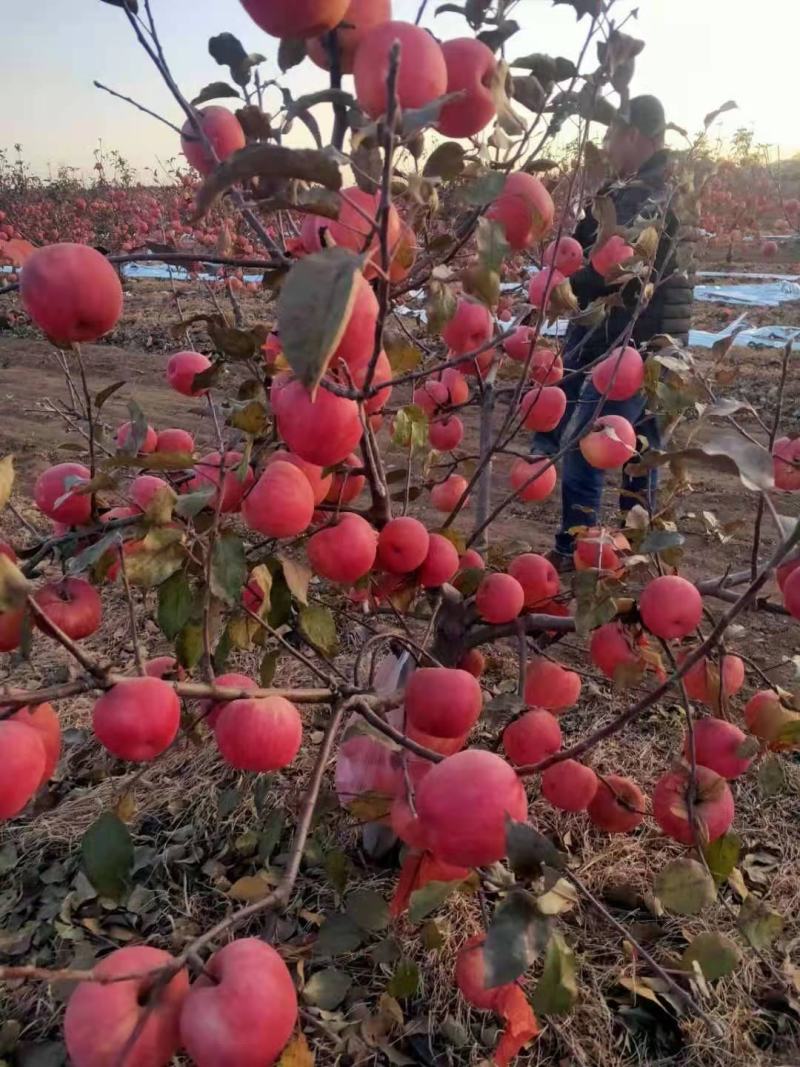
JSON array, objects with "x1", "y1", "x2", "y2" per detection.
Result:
[{"x1": 3, "y1": 0, "x2": 798, "y2": 180}]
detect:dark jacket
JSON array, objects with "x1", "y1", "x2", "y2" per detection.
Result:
[{"x1": 564, "y1": 150, "x2": 692, "y2": 363}]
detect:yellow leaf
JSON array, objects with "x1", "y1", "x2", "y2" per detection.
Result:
[
  {"x1": 143, "y1": 485, "x2": 177, "y2": 526},
  {"x1": 114, "y1": 792, "x2": 137, "y2": 823},
  {"x1": 537, "y1": 878, "x2": 579, "y2": 916},
  {"x1": 0, "y1": 455, "x2": 14, "y2": 511},
  {"x1": 278, "y1": 1032, "x2": 315, "y2": 1067},
  {"x1": 0, "y1": 555, "x2": 30, "y2": 612},
  {"x1": 228, "y1": 874, "x2": 274, "y2": 903}
]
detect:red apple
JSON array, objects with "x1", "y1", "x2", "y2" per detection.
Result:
[
  {"x1": 32, "y1": 577, "x2": 102, "y2": 640},
  {"x1": 20, "y1": 243, "x2": 123, "y2": 344},
  {"x1": 64, "y1": 946, "x2": 188, "y2": 1067},
  {"x1": 215, "y1": 696, "x2": 303, "y2": 771},
  {"x1": 438, "y1": 38, "x2": 497, "y2": 138},
  {"x1": 93, "y1": 678, "x2": 181, "y2": 761},
  {"x1": 652, "y1": 765, "x2": 734, "y2": 845},
  {"x1": 179, "y1": 938, "x2": 297, "y2": 1067}
]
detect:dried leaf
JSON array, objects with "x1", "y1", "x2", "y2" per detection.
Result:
[
  {"x1": 278, "y1": 1033, "x2": 315, "y2": 1067},
  {"x1": 680, "y1": 932, "x2": 741, "y2": 980},
  {"x1": 704, "y1": 99, "x2": 738, "y2": 129},
  {"x1": 655, "y1": 858, "x2": 716, "y2": 915},
  {"x1": 737, "y1": 895, "x2": 783, "y2": 949},
  {"x1": 194, "y1": 143, "x2": 341, "y2": 219},
  {"x1": 302, "y1": 967, "x2": 351, "y2": 1010},
  {"x1": 0, "y1": 454, "x2": 14, "y2": 512},
  {"x1": 191, "y1": 81, "x2": 241, "y2": 106},
  {"x1": 423, "y1": 141, "x2": 466, "y2": 180},
  {"x1": 278, "y1": 555, "x2": 311, "y2": 606},
  {"x1": 229, "y1": 874, "x2": 273, "y2": 902}
]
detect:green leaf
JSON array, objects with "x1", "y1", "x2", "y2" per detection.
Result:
[
  {"x1": 531, "y1": 932, "x2": 577, "y2": 1016},
  {"x1": 680, "y1": 932, "x2": 741, "y2": 980},
  {"x1": 157, "y1": 570, "x2": 192, "y2": 640},
  {"x1": 302, "y1": 967, "x2": 351, "y2": 1010},
  {"x1": 572, "y1": 567, "x2": 619, "y2": 637},
  {"x1": 259, "y1": 649, "x2": 279, "y2": 687},
  {"x1": 191, "y1": 81, "x2": 241, "y2": 106},
  {"x1": 506, "y1": 817, "x2": 567, "y2": 881},
  {"x1": 639, "y1": 529, "x2": 686, "y2": 555},
  {"x1": 703, "y1": 832, "x2": 741, "y2": 885},
  {"x1": 208, "y1": 32, "x2": 264, "y2": 87},
  {"x1": 483, "y1": 888, "x2": 552, "y2": 987},
  {"x1": 104, "y1": 451, "x2": 194, "y2": 472},
  {"x1": 81, "y1": 813, "x2": 133, "y2": 901},
  {"x1": 299, "y1": 604, "x2": 338, "y2": 656},
  {"x1": 175, "y1": 621, "x2": 204, "y2": 670},
  {"x1": 453, "y1": 566, "x2": 483, "y2": 598},
  {"x1": 737, "y1": 895, "x2": 784, "y2": 949},
  {"x1": 757, "y1": 755, "x2": 787, "y2": 797},
  {"x1": 423, "y1": 141, "x2": 466, "y2": 179},
  {"x1": 388, "y1": 959, "x2": 420, "y2": 999},
  {"x1": 278, "y1": 37, "x2": 307, "y2": 73},
  {"x1": 314, "y1": 913, "x2": 364, "y2": 957},
  {"x1": 475, "y1": 217, "x2": 509, "y2": 274},
  {"x1": 655, "y1": 858, "x2": 716, "y2": 915},
  {"x1": 462, "y1": 169, "x2": 506, "y2": 206},
  {"x1": 210, "y1": 533, "x2": 247, "y2": 607},
  {"x1": 409, "y1": 879, "x2": 463, "y2": 924},
  {"x1": 213, "y1": 625, "x2": 233, "y2": 673},
  {"x1": 257, "y1": 810, "x2": 284, "y2": 862},
  {"x1": 217, "y1": 787, "x2": 242, "y2": 817},
  {"x1": 121, "y1": 399, "x2": 148, "y2": 457},
  {"x1": 347, "y1": 889, "x2": 390, "y2": 933},
  {"x1": 420, "y1": 920, "x2": 444, "y2": 950},
  {"x1": 324, "y1": 850, "x2": 351, "y2": 896},
  {"x1": 276, "y1": 248, "x2": 361, "y2": 393},
  {"x1": 94, "y1": 380, "x2": 126, "y2": 411}
]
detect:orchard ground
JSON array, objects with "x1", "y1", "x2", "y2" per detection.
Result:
[{"x1": 1, "y1": 253, "x2": 799, "y2": 1066}]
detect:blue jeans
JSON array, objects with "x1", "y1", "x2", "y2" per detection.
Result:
[{"x1": 533, "y1": 337, "x2": 660, "y2": 556}]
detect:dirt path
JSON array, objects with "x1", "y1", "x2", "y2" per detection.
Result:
[{"x1": 0, "y1": 338, "x2": 205, "y2": 488}]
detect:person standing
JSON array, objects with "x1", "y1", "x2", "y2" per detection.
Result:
[{"x1": 535, "y1": 95, "x2": 693, "y2": 570}]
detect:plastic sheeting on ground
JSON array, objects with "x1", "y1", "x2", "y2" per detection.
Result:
[
  {"x1": 688, "y1": 313, "x2": 800, "y2": 351},
  {"x1": 693, "y1": 279, "x2": 800, "y2": 306}
]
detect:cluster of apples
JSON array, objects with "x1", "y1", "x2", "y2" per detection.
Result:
[
  {"x1": 63, "y1": 937, "x2": 297, "y2": 1067},
  {"x1": 181, "y1": 0, "x2": 508, "y2": 200},
  {"x1": 0, "y1": 169, "x2": 259, "y2": 264},
  {"x1": 699, "y1": 166, "x2": 798, "y2": 246}
]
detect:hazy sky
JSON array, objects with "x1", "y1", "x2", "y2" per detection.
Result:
[{"x1": 3, "y1": 0, "x2": 798, "y2": 179}]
